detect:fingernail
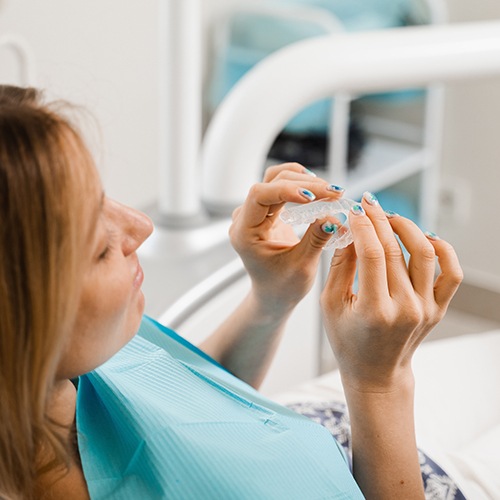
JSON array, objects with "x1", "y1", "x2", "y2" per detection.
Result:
[
  {"x1": 385, "y1": 210, "x2": 399, "y2": 218},
  {"x1": 363, "y1": 191, "x2": 379, "y2": 206},
  {"x1": 300, "y1": 188, "x2": 316, "y2": 201},
  {"x1": 322, "y1": 222, "x2": 338, "y2": 234},
  {"x1": 327, "y1": 184, "x2": 345, "y2": 193},
  {"x1": 351, "y1": 204, "x2": 365, "y2": 216},
  {"x1": 303, "y1": 167, "x2": 317, "y2": 177},
  {"x1": 425, "y1": 231, "x2": 440, "y2": 240}
]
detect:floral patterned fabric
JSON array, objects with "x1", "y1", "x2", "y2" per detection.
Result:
[{"x1": 288, "y1": 400, "x2": 467, "y2": 500}]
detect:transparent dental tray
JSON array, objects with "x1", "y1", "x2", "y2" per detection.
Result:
[{"x1": 280, "y1": 198, "x2": 357, "y2": 250}]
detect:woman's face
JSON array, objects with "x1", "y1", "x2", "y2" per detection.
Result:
[{"x1": 57, "y1": 197, "x2": 154, "y2": 379}]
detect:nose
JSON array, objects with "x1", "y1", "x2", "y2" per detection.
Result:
[{"x1": 107, "y1": 199, "x2": 154, "y2": 256}]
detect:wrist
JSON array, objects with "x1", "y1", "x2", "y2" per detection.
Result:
[
  {"x1": 247, "y1": 287, "x2": 296, "y2": 325},
  {"x1": 344, "y1": 372, "x2": 423, "y2": 500},
  {"x1": 340, "y1": 366, "x2": 415, "y2": 397}
]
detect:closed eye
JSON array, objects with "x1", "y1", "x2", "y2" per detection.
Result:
[
  {"x1": 98, "y1": 228, "x2": 117, "y2": 261},
  {"x1": 98, "y1": 246, "x2": 110, "y2": 260}
]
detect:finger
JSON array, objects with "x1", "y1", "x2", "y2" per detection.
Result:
[
  {"x1": 240, "y1": 179, "x2": 340, "y2": 228},
  {"x1": 323, "y1": 244, "x2": 358, "y2": 311},
  {"x1": 424, "y1": 233, "x2": 463, "y2": 308},
  {"x1": 360, "y1": 192, "x2": 413, "y2": 296},
  {"x1": 386, "y1": 214, "x2": 437, "y2": 299},
  {"x1": 293, "y1": 217, "x2": 341, "y2": 262},
  {"x1": 266, "y1": 180, "x2": 344, "y2": 219},
  {"x1": 239, "y1": 181, "x2": 315, "y2": 227},
  {"x1": 263, "y1": 163, "x2": 345, "y2": 200},
  {"x1": 348, "y1": 203, "x2": 390, "y2": 302},
  {"x1": 269, "y1": 168, "x2": 342, "y2": 191},
  {"x1": 266, "y1": 169, "x2": 344, "y2": 218},
  {"x1": 263, "y1": 162, "x2": 315, "y2": 182}
]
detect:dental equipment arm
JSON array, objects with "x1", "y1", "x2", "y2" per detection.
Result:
[{"x1": 201, "y1": 20, "x2": 500, "y2": 215}]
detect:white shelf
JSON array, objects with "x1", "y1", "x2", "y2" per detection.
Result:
[{"x1": 344, "y1": 137, "x2": 426, "y2": 199}]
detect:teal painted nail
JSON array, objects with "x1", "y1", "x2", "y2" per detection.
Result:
[
  {"x1": 425, "y1": 231, "x2": 440, "y2": 240},
  {"x1": 363, "y1": 191, "x2": 379, "y2": 206},
  {"x1": 300, "y1": 188, "x2": 316, "y2": 201},
  {"x1": 303, "y1": 167, "x2": 317, "y2": 177},
  {"x1": 327, "y1": 184, "x2": 345, "y2": 193},
  {"x1": 385, "y1": 210, "x2": 399, "y2": 218},
  {"x1": 322, "y1": 222, "x2": 338, "y2": 234},
  {"x1": 351, "y1": 204, "x2": 365, "y2": 216}
]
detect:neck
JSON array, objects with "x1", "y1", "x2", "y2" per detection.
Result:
[
  {"x1": 35, "y1": 379, "x2": 89, "y2": 499},
  {"x1": 48, "y1": 379, "x2": 78, "y2": 430}
]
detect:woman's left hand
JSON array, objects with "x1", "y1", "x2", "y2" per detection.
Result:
[
  {"x1": 229, "y1": 163, "x2": 342, "y2": 314},
  {"x1": 320, "y1": 192, "x2": 464, "y2": 392}
]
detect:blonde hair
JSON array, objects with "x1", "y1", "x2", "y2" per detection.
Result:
[{"x1": 0, "y1": 86, "x2": 101, "y2": 498}]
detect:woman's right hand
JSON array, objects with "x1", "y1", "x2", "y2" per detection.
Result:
[
  {"x1": 229, "y1": 162, "x2": 343, "y2": 314},
  {"x1": 320, "y1": 192, "x2": 463, "y2": 392}
]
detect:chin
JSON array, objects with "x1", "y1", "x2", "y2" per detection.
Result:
[{"x1": 128, "y1": 292, "x2": 146, "y2": 337}]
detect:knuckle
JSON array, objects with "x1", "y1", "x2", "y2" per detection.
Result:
[
  {"x1": 247, "y1": 183, "x2": 263, "y2": 198},
  {"x1": 248, "y1": 183, "x2": 261, "y2": 196},
  {"x1": 228, "y1": 224, "x2": 238, "y2": 245},
  {"x1": 369, "y1": 300, "x2": 421, "y2": 330},
  {"x1": 360, "y1": 243, "x2": 384, "y2": 262},
  {"x1": 265, "y1": 162, "x2": 302, "y2": 178},
  {"x1": 402, "y1": 306, "x2": 422, "y2": 328},
  {"x1": 263, "y1": 164, "x2": 281, "y2": 180},
  {"x1": 284, "y1": 162, "x2": 303, "y2": 170},
  {"x1": 270, "y1": 178, "x2": 287, "y2": 190},
  {"x1": 372, "y1": 211, "x2": 390, "y2": 223},
  {"x1": 231, "y1": 206, "x2": 241, "y2": 221},
  {"x1": 451, "y1": 266, "x2": 465, "y2": 286},
  {"x1": 228, "y1": 223, "x2": 245, "y2": 252},
  {"x1": 422, "y1": 303, "x2": 442, "y2": 327},
  {"x1": 382, "y1": 241, "x2": 403, "y2": 261},
  {"x1": 309, "y1": 230, "x2": 329, "y2": 250},
  {"x1": 419, "y1": 242, "x2": 436, "y2": 261},
  {"x1": 264, "y1": 165, "x2": 278, "y2": 175},
  {"x1": 398, "y1": 299, "x2": 427, "y2": 328},
  {"x1": 365, "y1": 308, "x2": 395, "y2": 330},
  {"x1": 272, "y1": 170, "x2": 292, "y2": 182}
]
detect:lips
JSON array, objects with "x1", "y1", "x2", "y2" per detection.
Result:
[{"x1": 133, "y1": 262, "x2": 144, "y2": 289}]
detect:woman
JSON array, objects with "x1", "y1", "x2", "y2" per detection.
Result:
[{"x1": 0, "y1": 85, "x2": 463, "y2": 499}]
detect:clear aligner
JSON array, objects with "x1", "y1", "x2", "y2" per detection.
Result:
[{"x1": 280, "y1": 198, "x2": 358, "y2": 250}]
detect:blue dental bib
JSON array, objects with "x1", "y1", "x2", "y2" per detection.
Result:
[{"x1": 76, "y1": 316, "x2": 363, "y2": 499}]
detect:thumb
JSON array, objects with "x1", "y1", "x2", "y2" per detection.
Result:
[
  {"x1": 325, "y1": 243, "x2": 357, "y2": 291},
  {"x1": 323, "y1": 244, "x2": 357, "y2": 310},
  {"x1": 294, "y1": 219, "x2": 339, "y2": 261}
]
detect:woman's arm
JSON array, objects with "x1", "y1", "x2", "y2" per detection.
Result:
[
  {"x1": 321, "y1": 193, "x2": 463, "y2": 498},
  {"x1": 200, "y1": 163, "x2": 342, "y2": 387}
]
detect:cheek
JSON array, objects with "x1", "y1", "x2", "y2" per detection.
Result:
[
  {"x1": 84, "y1": 273, "x2": 135, "y2": 326},
  {"x1": 58, "y1": 273, "x2": 144, "y2": 378}
]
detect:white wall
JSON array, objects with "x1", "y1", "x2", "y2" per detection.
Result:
[
  {"x1": 439, "y1": 0, "x2": 500, "y2": 292},
  {"x1": 0, "y1": 0, "x2": 160, "y2": 208},
  {"x1": 1, "y1": 0, "x2": 500, "y2": 291}
]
